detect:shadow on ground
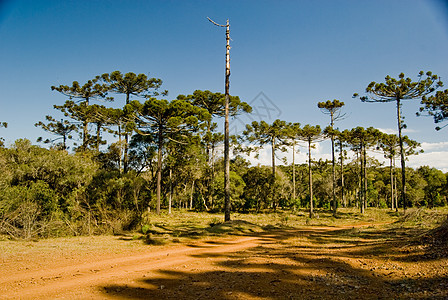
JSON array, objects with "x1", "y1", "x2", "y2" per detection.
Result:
[{"x1": 101, "y1": 226, "x2": 448, "y2": 299}]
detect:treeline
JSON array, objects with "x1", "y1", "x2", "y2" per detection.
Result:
[{"x1": 0, "y1": 70, "x2": 447, "y2": 239}]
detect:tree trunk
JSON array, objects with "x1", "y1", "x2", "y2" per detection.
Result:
[
  {"x1": 339, "y1": 140, "x2": 345, "y2": 207},
  {"x1": 123, "y1": 93, "x2": 131, "y2": 173},
  {"x1": 393, "y1": 157, "x2": 399, "y2": 212},
  {"x1": 190, "y1": 179, "x2": 195, "y2": 210},
  {"x1": 82, "y1": 120, "x2": 88, "y2": 149},
  {"x1": 363, "y1": 144, "x2": 368, "y2": 212},
  {"x1": 210, "y1": 144, "x2": 216, "y2": 209},
  {"x1": 206, "y1": 123, "x2": 212, "y2": 211},
  {"x1": 308, "y1": 139, "x2": 314, "y2": 218},
  {"x1": 396, "y1": 98, "x2": 407, "y2": 212},
  {"x1": 271, "y1": 137, "x2": 276, "y2": 210},
  {"x1": 118, "y1": 125, "x2": 123, "y2": 174},
  {"x1": 156, "y1": 126, "x2": 163, "y2": 214},
  {"x1": 292, "y1": 142, "x2": 296, "y2": 206},
  {"x1": 224, "y1": 20, "x2": 231, "y2": 222},
  {"x1": 330, "y1": 114, "x2": 337, "y2": 216},
  {"x1": 390, "y1": 156, "x2": 394, "y2": 211},
  {"x1": 96, "y1": 122, "x2": 101, "y2": 151},
  {"x1": 168, "y1": 167, "x2": 172, "y2": 214},
  {"x1": 359, "y1": 150, "x2": 364, "y2": 214},
  {"x1": 202, "y1": 192, "x2": 208, "y2": 211}
]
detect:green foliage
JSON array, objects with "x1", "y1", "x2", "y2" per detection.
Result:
[
  {"x1": 419, "y1": 89, "x2": 448, "y2": 130},
  {"x1": 3, "y1": 69, "x2": 448, "y2": 240},
  {"x1": 100, "y1": 71, "x2": 166, "y2": 101},
  {"x1": 130, "y1": 97, "x2": 211, "y2": 214},
  {"x1": 241, "y1": 119, "x2": 291, "y2": 157},
  {"x1": 355, "y1": 71, "x2": 443, "y2": 210},
  {"x1": 0, "y1": 122, "x2": 7, "y2": 148},
  {"x1": 35, "y1": 116, "x2": 77, "y2": 150},
  {"x1": 242, "y1": 166, "x2": 272, "y2": 211},
  {"x1": 417, "y1": 166, "x2": 447, "y2": 207},
  {"x1": 355, "y1": 71, "x2": 443, "y2": 103},
  {"x1": 213, "y1": 171, "x2": 246, "y2": 211},
  {"x1": 178, "y1": 89, "x2": 252, "y2": 118},
  {"x1": 0, "y1": 140, "x2": 99, "y2": 238},
  {"x1": 0, "y1": 139, "x2": 155, "y2": 238},
  {"x1": 317, "y1": 99, "x2": 345, "y2": 124}
]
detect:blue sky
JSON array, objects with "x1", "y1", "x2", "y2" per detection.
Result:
[{"x1": 1, "y1": 0, "x2": 448, "y2": 170}]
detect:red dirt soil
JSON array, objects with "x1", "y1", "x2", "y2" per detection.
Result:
[{"x1": 1, "y1": 224, "x2": 447, "y2": 299}]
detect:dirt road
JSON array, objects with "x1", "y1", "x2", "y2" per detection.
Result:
[{"x1": 1, "y1": 226, "x2": 447, "y2": 299}]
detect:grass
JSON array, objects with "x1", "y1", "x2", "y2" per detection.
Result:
[
  {"x1": 1, "y1": 207, "x2": 447, "y2": 269},
  {"x1": 1, "y1": 207, "x2": 446, "y2": 249},
  {"x1": 137, "y1": 207, "x2": 447, "y2": 244}
]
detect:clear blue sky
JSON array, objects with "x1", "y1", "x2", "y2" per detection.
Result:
[{"x1": 1, "y1": 0, "x2": 447, "y2": 170}]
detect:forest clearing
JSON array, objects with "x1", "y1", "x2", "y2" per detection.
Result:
[
  {"x1": 1, "y1": 2, "x2": 448, "y2": 299},
  {"x1": 1, "y1": 208, "x2": 447, "y2": 299}
]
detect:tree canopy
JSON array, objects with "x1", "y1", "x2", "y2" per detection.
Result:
[
  {"x1": 354, "y1": 71, "x2": 443, "y2": 211},
  {"x1": 419, "y1": 89, "x2": 448, "y2": 130}
]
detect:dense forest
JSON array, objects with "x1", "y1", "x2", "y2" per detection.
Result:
[{"x1": 0, "y1": 71, "x2": 447, "y2": 239}]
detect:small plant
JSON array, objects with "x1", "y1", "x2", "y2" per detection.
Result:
[
  {"x1": 280, "y1": 215, "x2": 289, "y2": 227},
  {"x1": 141, "y1": 224, "x2": 151, "y2": 234},
  {"x1": 209, "y1": 217, "x2": 223, "y2": 227}
]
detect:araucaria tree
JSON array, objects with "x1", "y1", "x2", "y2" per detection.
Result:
[
  {"x1": 348, "y1": 127, "x2": 381, "y2": 213},
  {"x1": 100, "y1": 71, "x2": 166, "y2": 172},
  {"x1": 286, "y1": 122, "x2": 301, "y2": 203},
  {"x1": 130, "y1": 98, "x2": 210, "y2": 214},
  {"x1": 52, "y1": 78, "x2": 110, "y2": 150},
  {"x1": 378, "y1": 133, "x2": 422, "y2": 211},
  {"x1": 418, "y1": 89, "x2": 448, "y2": 131},
  {"x1": 354, "y1": 71, "x2": 443, "y2": 211},
  {"x1": 178, "y1": 90, "x2": 251, "y2": 209},
  {"x1": 297, "y1": 124, "x2": 323, "y2": 218},
  {"x1": 242, "y1": 119, "x2": 290, "y2": 209},
  {"x1": 35, "y1": 116, "x2": 77, "y2": 149},
  {"x1": 318, "y1": 99, "x2": 345, "y2": 216}
]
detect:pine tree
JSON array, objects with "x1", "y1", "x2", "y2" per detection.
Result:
[
  {"x1": 51, "y1": 78, "x2": 110, "y2": 150},
  {"x1": 354, "y1": 71, "x2": 442, "y2": 211},
  {"x1": 100, "y1": 71, "x2": 166, "y2": 172},
  {"x1": 318, "y1": 100, "x2": 345, "y2": 216},
  {"x1": 242, "y1": 119, "x2": 290, "y2": 209},
  {"x1": 297, "y1": 124, "x2": 323, "y2": 218},
  {"x1": 35, "y1": 116, "x2": 76, "y2": 149},
  {"x1": 130, "y1": 98, "x2": 210, "y2": 214}
]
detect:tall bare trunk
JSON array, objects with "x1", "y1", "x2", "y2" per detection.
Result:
[
  {"x1": 208, "y1": 17, "x2": 231, "y2": 221},
  {"x1": 224, "y1": 19, "x2": 231, "y2": 222}
]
